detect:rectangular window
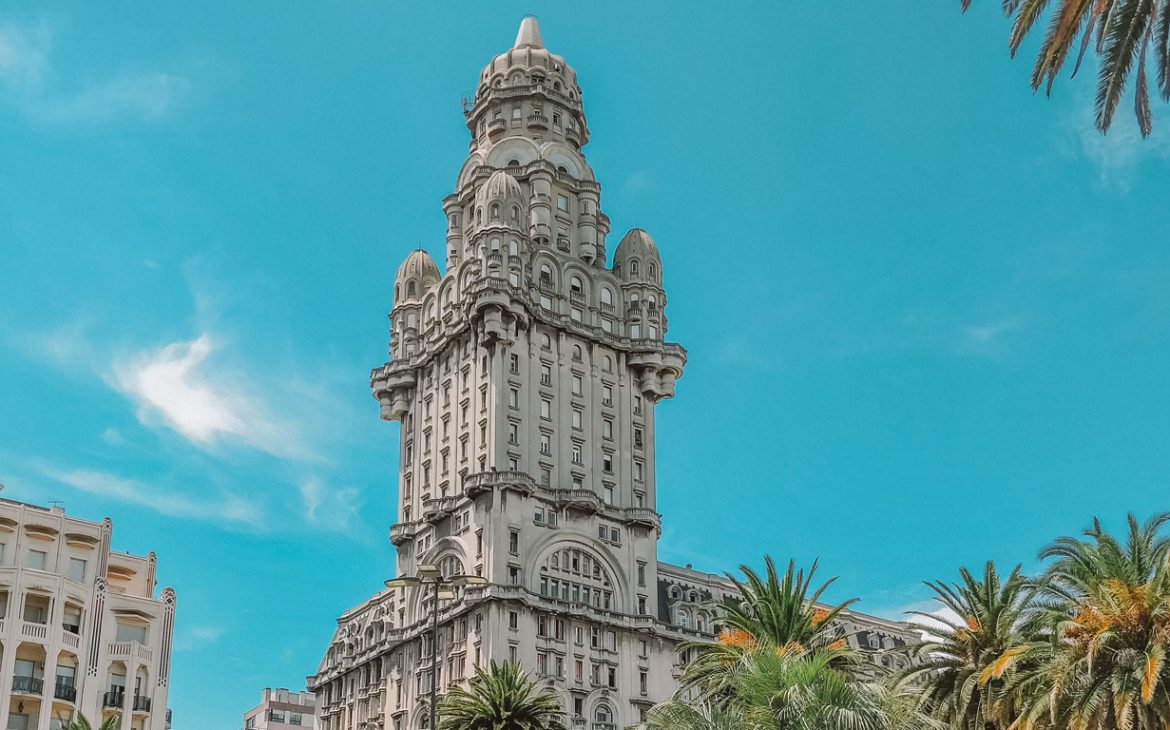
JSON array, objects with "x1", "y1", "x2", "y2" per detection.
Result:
[
  {"x1": 540, "y1": 399, "x2": 551, "y2": 419},
  {"x1": 509, "y1": 530, "x2": 519, "y2": 555},
  {"x1": 571, "y1": 445, "x2": 582, "y2": 463},
  {"x1": 67, "y1": 557, "x2": 86, "y2": 582},
  {"x1": 24, "y1": 549, "x2": 46, "y2": 571},
  {"x1": 540, "y1": 433, "x2": 551, "y2": 454},
  {"x1": 509, "y1": 611, "x2": 519, "y2": 630},
  {"x1": 604, "y1": 485, "x2": 614, "y2": 504},
  {"x1": 572, "y1": 409, "x2": 582, "y2": 430},
  {"x1": 611, "y1": 528, "x2": 620, "y2": 543},
  {"x1": 603, "y1": 419, "x2": 613, "y2": 440},
  {"x1": 634, "y1": 395, "x2": 643, "y2": 415},
  {"x1": 509, "y1": 422, "x2": 518, "y2": 444},
  {"x1": 634, "y1": 427, "x2": 644, "y2": 448},
  {"x1": 602, "y1": 453, "x2": 613, "y2": 473},
  {"x1": 537, "y1": 652, "x2": 547, "y2": 675},
  {"x1": 557, "y1": 194, "x2": 568, "y2": 211},
  {"x1": 602, "y1": 385, "x2": 613, "y2": 406},
  {"x1": 637, "y1": 561, "x2": 646, "y2": 587},
  {"x1": 572, "y1": 375, "x2": 583, "y2": 395},
  {"x1": 640, "y1": 670, "x2": 648, "y2": 694},
  {"x1": 540, "y1": 364, "x2": 552, "y2": 385},
  {"x1": 509, "y1": 353, "x2": 519, "y2": 372},
  {"x1": 115, "y1": 623, "x2": 148, "y2": 643},
  {"x1": 509, "y1": 388, "x2": 519, "y2": 408}
]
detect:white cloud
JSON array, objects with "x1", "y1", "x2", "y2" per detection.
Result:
[
  {"x1": 173, "y1": 625, "x2": 224, "y2": 652},
  {"x1": 957, "y1": 316, "x2": 1025, "y2": 361},
  {"x1": 300, "y1": 477, "x2": 362, "y2": 533},
  {"x1": 38, "y1": 464, "x2": 264, "y2": 528},
  {"x1": 1069, "y1": 88, "x2": 1170, "y2": 191},
  {"x1": 111, "y1": 334, "x2": 315, "y2": 460},
  {"x1": 0, "y1": 20, "x2": 189, "y2": 127}
]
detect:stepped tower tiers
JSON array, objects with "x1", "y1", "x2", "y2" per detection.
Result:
[{"x1": 310, "y1": 18, "x2": 916, "y2": 730}]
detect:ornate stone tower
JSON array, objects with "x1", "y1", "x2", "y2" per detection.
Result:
[
  {"x1": 357, "y1": 15, "x2": 685, "y2": 727},
  {"x1": 310, "y1": 18, "x2": 918, "y2": 730}
]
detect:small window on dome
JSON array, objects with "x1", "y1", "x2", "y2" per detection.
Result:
[
  {"x1": 408, "y1": 282, "x2": 417, "y2": 298},
  {"x1": 649, "y1": 262, "x2": 657, "y2": 280},
  {"x1": 554, "y1": 81, "x2": 561, "y2": 90},
  {"x1": 508, "y1": 159, "x2": 520, "y2": 167},
  {"x1": 631, "y1": 260, "x2": 639, "y2": 275},
  {"x1": 491, "y1": 203, "x2": 500, "y2": 220},
  {"x1": 511, "y1": 206, "x2": 520, "y2": 223},
  {"x1": 557, "y1": 165, "x2": 568, "y2": 173}
]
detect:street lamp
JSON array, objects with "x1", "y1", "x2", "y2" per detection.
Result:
[{"x1": 386, "y1": 566, "x2": 488, "y2": 730}]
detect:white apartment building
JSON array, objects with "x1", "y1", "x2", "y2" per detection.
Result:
[
  {"x1": 309, "y1": 17, "x2": 917, "y2": 730},
  {"x1": 0, "y1": 498, "x2": 175, "y2": 730},
  {"x1": 243, "y1": 689, "x2": 316, "y2": 730}
]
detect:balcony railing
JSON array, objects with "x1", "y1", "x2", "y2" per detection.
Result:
[
  {"x1": 54, "y1": 681, "x2": 78, "y2": 702},
  {"x1": 104, "y1": 690, "x2": 126, "y2": 708},
  {"x1": 133, "y1": 695, "x2": 153, "y2": 712},
  {"x1": 12, "y1": 675, "x2": 44, "y2": 694}
]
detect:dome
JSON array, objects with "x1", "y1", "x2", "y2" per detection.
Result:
[
  {"x1": 613, "y1": 228, "x2": 661, "y2": 281},
  {"x1": 476, "y1": 18, "x2": 583, "y2": 106},
  {"x1": 393, "y1": 249, "x2": 441, "y2": 303},
  {"x1": 474, "y1": 170, "x2": 527, "y2": 227}
]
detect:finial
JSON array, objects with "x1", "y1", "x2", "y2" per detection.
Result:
[{"x1": 514, "y1": 16, "x2": 544, "y2": 49}]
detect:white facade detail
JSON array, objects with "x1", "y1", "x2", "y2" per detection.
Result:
[{"x1": 0, "y1": 499, "x2": 175, "y2": 730}]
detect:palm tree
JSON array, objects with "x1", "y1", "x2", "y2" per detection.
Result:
[
  {"x1": 437, "y1": 661, "x2": 567, "y2": 730},
  {"x1": 680, "y1": 556, "x2": 858, "y2": 700},
  {"x1": 643, "y1": 648, "x2": 894, "y2": 730},
  {"x1": 962, "y1": 0, "x2": 1170, "y2": 136},
  {"x1": 60, "y1": 714, "x2": 120, "y2": 730},
  {"x1": 733, "y1": 648, "x2": 889, "y2": 730},
  {"x1": 1011, "y1": 513, "x2": 1170, "y2": 730},
  {"x1": 894, "y1": 561, "x2": 1037, "y2": 730}
]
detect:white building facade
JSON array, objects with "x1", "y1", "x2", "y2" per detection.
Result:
[
  {"x1": 0, "y1": 498, "x2": 175, "y2": 730},
  {"x1": 243, "y1": 689, "x2": 317, "y2": 730},
  {"x1": 310, "y1": 17, "x2": 915, "y2": 730}
]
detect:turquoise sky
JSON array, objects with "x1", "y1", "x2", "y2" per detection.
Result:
[{"x1": 2, "y1": 3, "x2": 1168, "y2": 729}]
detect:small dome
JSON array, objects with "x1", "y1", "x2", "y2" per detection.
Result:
[
  {"x1": 393, "y1": 249, "x2": 441, "y2": 303},
  {"x1": 613, "y1": 228, "x2": 661, "y2": 281},
  {"x1": 474, "y1": 170, "x2": 527, "y2": 226}
]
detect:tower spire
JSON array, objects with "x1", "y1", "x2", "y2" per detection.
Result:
[{"x1": 513, "y1": 16, "x2": 544, "y2": 49}]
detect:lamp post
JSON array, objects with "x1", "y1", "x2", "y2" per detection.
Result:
[{"x1": 386, "y1": 566, "x2": 488, "y2": 730}]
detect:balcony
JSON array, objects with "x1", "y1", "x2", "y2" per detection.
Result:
[
  {"x1": 527, "y1": 113, "x2": 549, "y2": 129},
  {"x1": 21, "y1": 620, "x2": 48, "y2": 639},
  {"x1": 133, "y1": 695, "x2": 153, "y2": 713},
  {"x1": 12, "y1": 675, "x2": 44, "y2": 695},
  {"x1": 569, "y1": 291, "x2": 586, "y2": 307},
  {"x1": 487, "y1": 118, "x2": 506, "y2": 136},
  {"x1": 54, "y1": 681, "x2": 78, "y2": 702},
  {"x1": 108, "y1": 640, "x2": 153, "y2": 662},
  {"x1": 104, "y1": 690, "x2": 126, "y2": 708}
]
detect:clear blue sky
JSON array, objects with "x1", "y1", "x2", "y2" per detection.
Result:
[{"x1": 2, "y1": 2, "x2": 1168, "y2": 728}]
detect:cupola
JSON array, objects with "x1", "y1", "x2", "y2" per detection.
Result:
[
  {"x1": 613, "y1": 228, "x2": 662, "y2": 283},
  {"x1": 393, "y1": 249, "x2": 441, "y2": 304}
]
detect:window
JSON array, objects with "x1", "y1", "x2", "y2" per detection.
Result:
[
  {"x1": 509, "y1": 353, "x2": 519, "y2": 373},
  {"x1": 115, "y1": 622, "x2": 148, "y2": 644},
  {"x1": 634, "y1": 427, "x2": 644, "y2": 448},
  {"x1": 511, "y1": 106, "x2": 521, "y2": 120},
  {"x1": 572, "y1": 345, "x2": 583, "y2": 362},
  {"x1": 571, "y1": 409, "x2": 582, "y2": 430},
  {"x1": 509, "y1": 611, "x2": 519, "y2": 630},
  {"x1": 24, "y1": 549, "x2": 46, "y2": 571},
  {"x1": 572, "y1": 375, "x2": 583, "y2": 395},
  {"x1": 600, "y1": 287, "x2": 612, "y2": 305},
  {"x1": 508, "y1": 422, "x2": 518, "y2": 444},
  {"x1": 635, "y1": 460, "x2": 645, "y2": 481},
  {"x1": 290, "y1": 715, "x2": 303, "y2": 726},
  {"x1": 634, "y1": 395, "x2": 643, "y2": 415},
  {"x1": 637, "y1": 561, "x2": 646, "y2": 587},
  {"x1": 540, "y1": 364, "x2": 552, "y2": 385},
  {"x1": 571, "y1": 445, "x2": 582, "y2": 464},
  {"x1": 540, "y1": 399, "x2": 551, "y2": 419},
  {"x1": 540, "y1": 333, "x2": 552, "y2": 350},
  {"x1": 509, "y1": 530, "x2": 519, "y2": 555},
  {"x1": 570, "y1": 276, "x2": 583, "y2": 294},
  {"x1": 67, "y1": 557, "x2": 86, "y2": 582},
  {"x1": 603, "y1": 419, "x2": 613, "y2": 439},
  {"x1": 638, "y1": 596, "x2": 647, "y2": 614},
  {"x1": 602, "y1": 453, "x2": 613, "y2": 473},
  {"x1": 540, "y1": 433, "x2": 551, "y2": 454},
  {"x1": 640, "y1": 670, "x2": 648, "y2": 694},
  {"x1": 604, "y1": 485, "x2": 614, "y2": 504},
  {"x1": 602, "y1": 386, "x2": 612, "y2": 406},
  {"x1": 557, "y1": 194, "x2": 568, "y2": 211},
  {"x1": 602, "y1": 355, "x2": 612, "y2": 372}
]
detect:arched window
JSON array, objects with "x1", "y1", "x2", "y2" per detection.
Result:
[
  {"x1": 395, "y1": 285, "x2": 400, "y2": 300},
  {"x1": 508, "y1": 158, "x2": 520, "y2": 167},
  {"x1": 538, "y1": 545, "x2": 616, "y2": 610},
  {"x1": 600, "y1": 287, "x2": 612, "y2": 305},
  {"x1": 594, "y1": 705, "x2": 613, "y2": 724},
  {"x1": 669, "y1": 586, "x2": 681, "y2": 600},
  {"x1": 490, "y1": 203, "x2": 500, "y2": 220},
  {"x1": 541, "y1": 333, "x2": 552, "y2": 350},
  {"x1": 648, "y1": 262, "x2": 657, "y2": 280},
  {"x1": 602, "y1": 355, "x2": 612, "y2": 373},
  {"x1": 631, "y1": 260, "x2": 639, "y2": 275},
  {"x1": 572, "y1": 345, "x2": 583, "y2": 362},
  {"x1": 557, "y1": 165, "x2": 568, "y2": 173},
  {"x1": 678, "y1": 609, "x2": 690, "y2": 628},
  {"x1": 407, "y1": 282, "x2": 417, "y2": 298},
  {"x1": 539, "y1": 264, "x2": 553, "y2": 286},
  {"x1": 570, "y1": 276, "x2": 583, "y2": 294},
  {"x1": 508, "y1": 239, "x2": 518, "y2": 255},
  {"x1": 489, "y1": 238, "x2": 501, "y2": 253},
  {"x1": 614, "y1": 264, "x2": 622, "y2": 277},
  {"x1": 510, "y1": 205, "x2": 520, "y2": 223},
  {"x1": 476, "y1": 207, "x2": 483, "y2": 224}
]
